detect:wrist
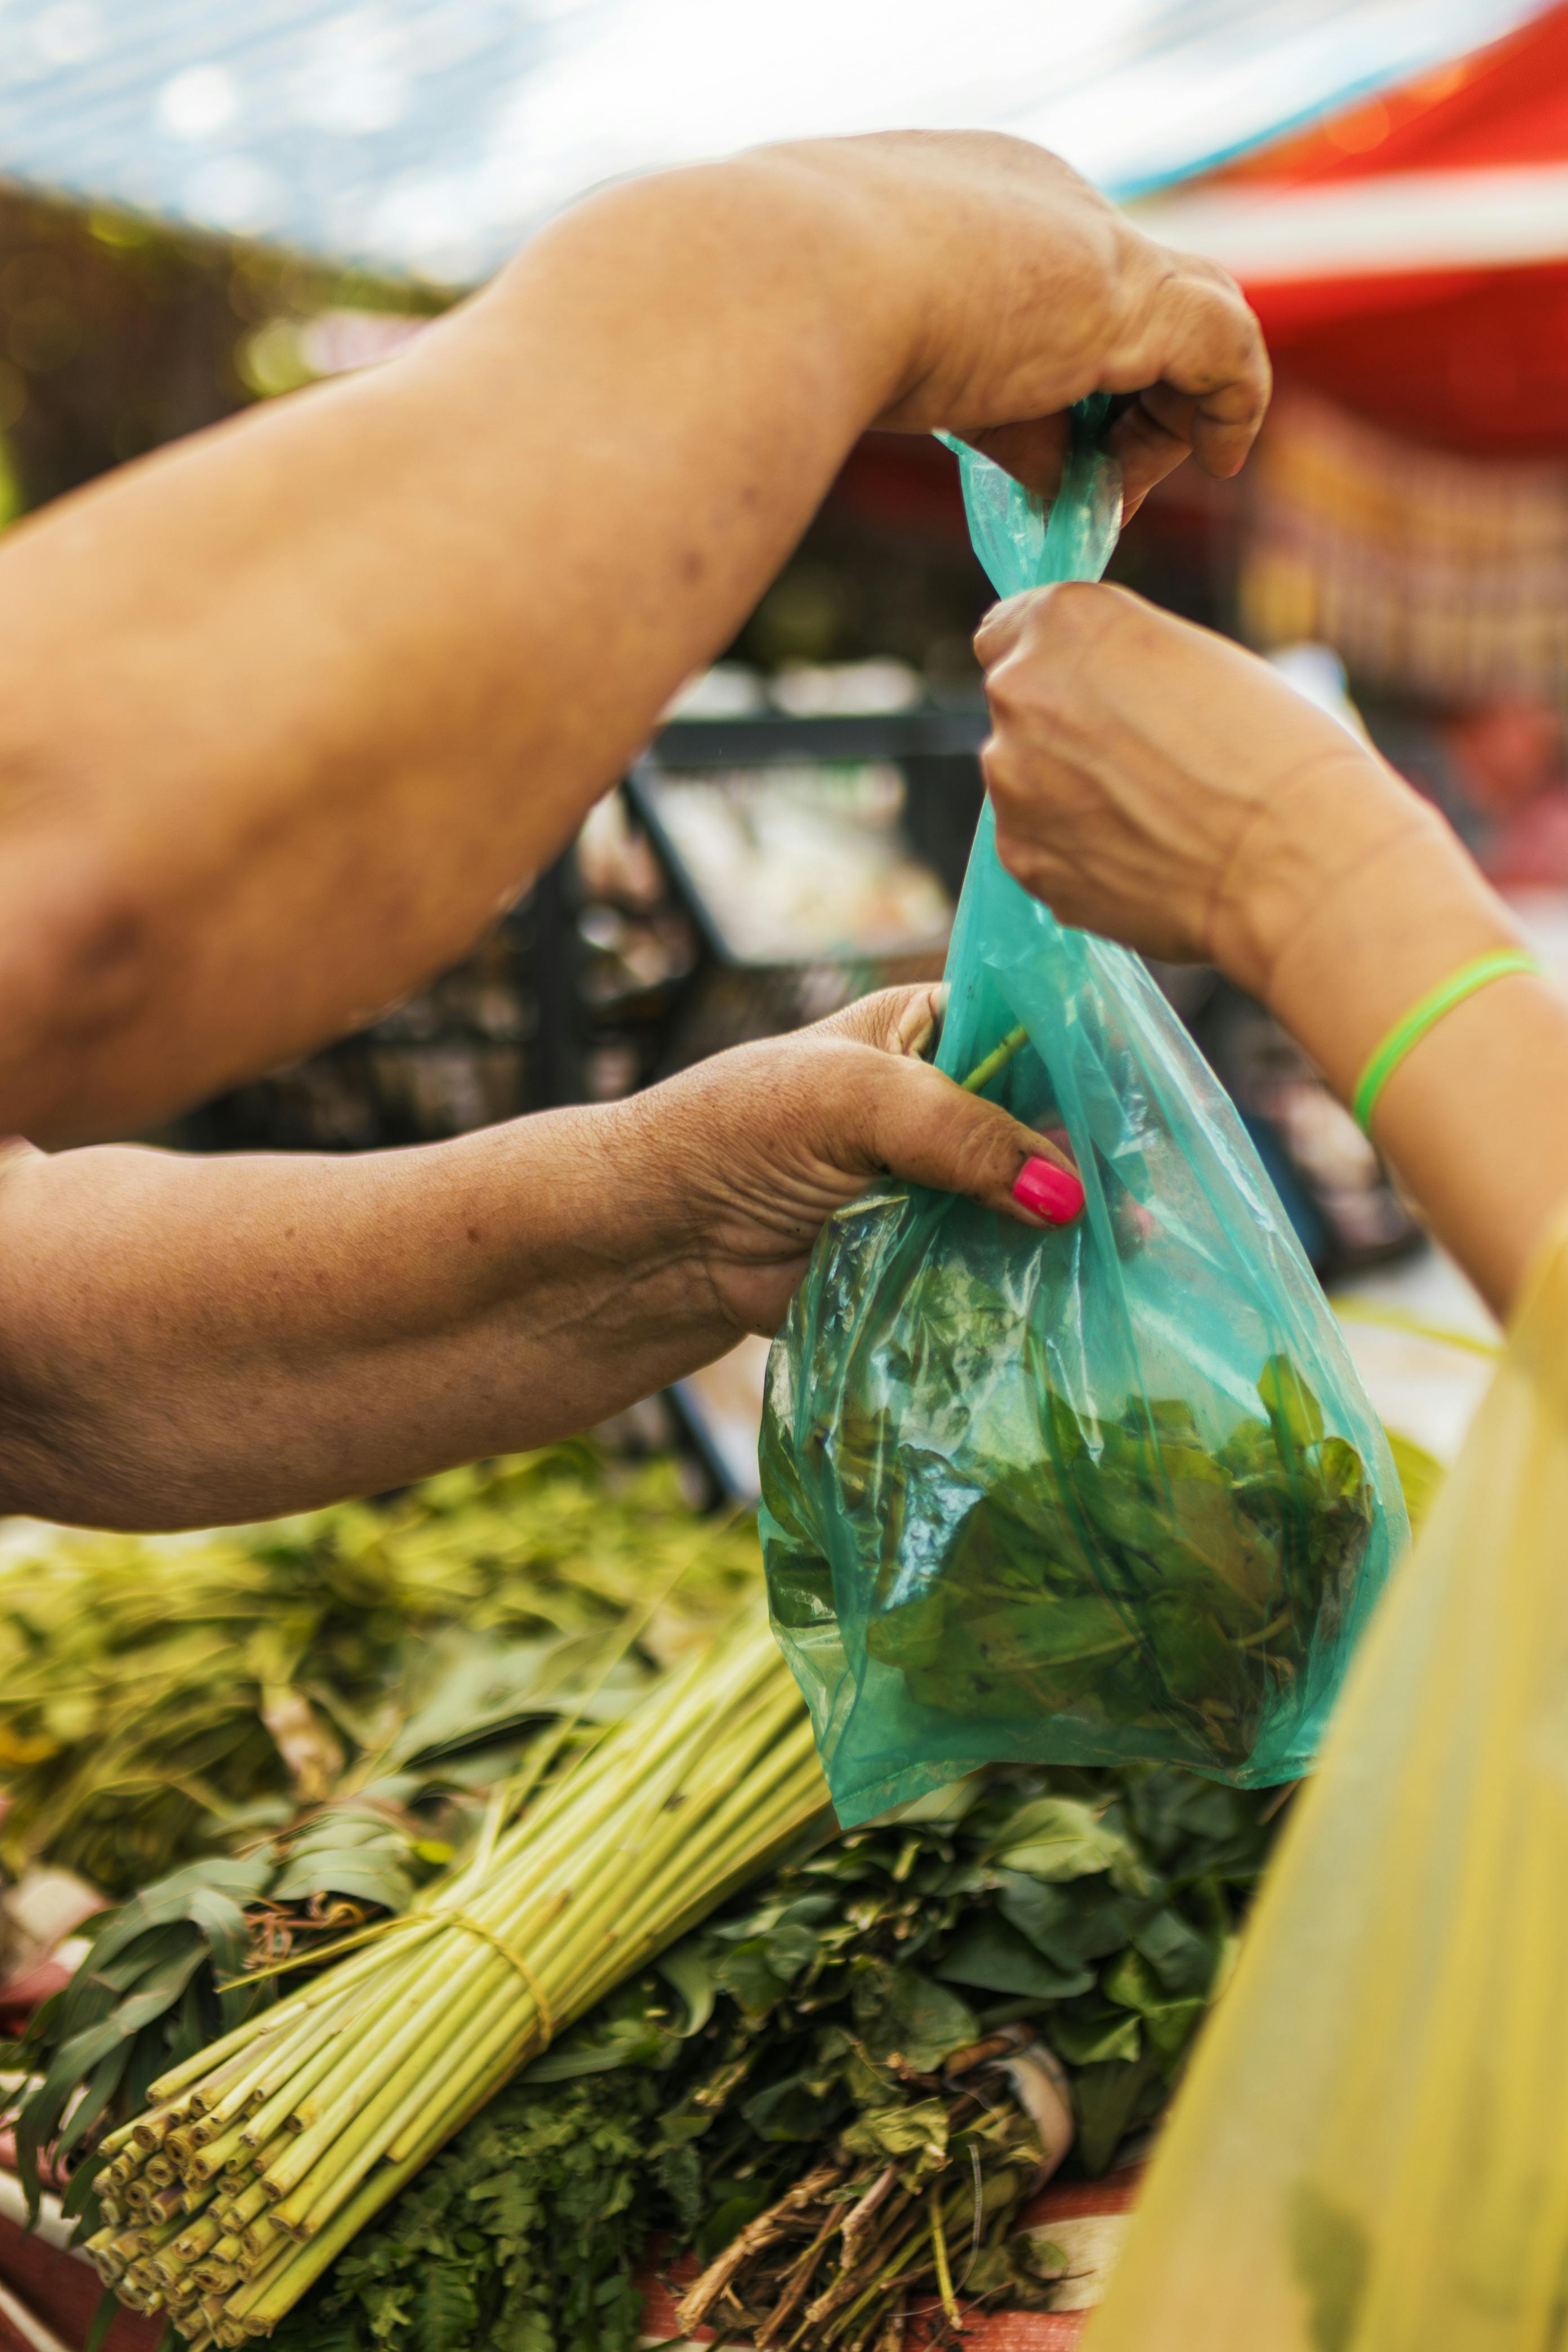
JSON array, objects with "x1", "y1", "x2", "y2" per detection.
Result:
[
  {"x1": 616, "y1": 149, "x2": 917, "y2": 420},
  {"x1": 590, "y1": 1088, "x2": 732, "y2": 1305},
  {"x1": 1246, "y1": 782, "x2": 1521, "y2": 1102},
  {"x1": 748, "y1": 137, "x2": 1119, "y2": 434},
  {"x1": 725, "y1": 142, "x2": 941, "y2": 418},
  {"x1": 1202, "y1": 749, "x2": 1415, "y2": 999}
]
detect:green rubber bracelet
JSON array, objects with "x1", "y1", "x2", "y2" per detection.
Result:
[{"x1": 1351, "y1": 948, "x2": 1543, "y2": 1134}]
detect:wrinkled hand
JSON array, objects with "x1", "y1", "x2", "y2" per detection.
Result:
[
  {"x1": 625, "y1": 984, "x2": 1082, "y2": 1337},
  {"x1": 975, "y1": 582, "x2": 1445, "y2": 996},
  {"x1": 792, "y1": 132, "x2": 1270, "y2": 514}
]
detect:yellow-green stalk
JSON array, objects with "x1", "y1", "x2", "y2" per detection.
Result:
[{"x1": 104, "y1": 1602, "x2": 827, "y2": 2338}]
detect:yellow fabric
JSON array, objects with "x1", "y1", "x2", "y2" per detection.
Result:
[{"x1": 1084, "y1": 1211, "x2": 1568, "y2": 2352}]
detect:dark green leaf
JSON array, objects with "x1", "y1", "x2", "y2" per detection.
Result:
[
  {"x1": 761, "y1": 1922, "x2": 819, "y2": 1984},
  {"x1": 1048, "y1": 1999, "x2": 1142, "y2": 2068},
  {"x1": 1070, "y1": 2051, "x2": 1164, "y2": 2175},
  {"x1": 935, "y1": 1916, "x2": 1093, "y2": 2001},
  {"x1": 83, "y1": 2289, "x2": 119, "y2": 2352},
  {"x1": 855, "y1": 1965, "x2": 977, "y2": 2073},
  {"x1": 997, "y1": 1872, "x2": 1161, "y2": 1967},
  {"x1": 988, "y1": 1798, "x2": 1143, "y2": 1887},
  {"x1": 656, "y1": 1943, "x2": 716, "y2": 2038},
  {"x1": 740, "y1": 2074, "x2": 839, "y2": 2144},
  {"x1": 697, "y1": 2192, "x2": 768, "y2": 2263},
  {"x1": 1131, "y1": 1906, "x2": 1218, "y2": 1997},
  {"x1": 713, "y1": 1940, "x2": 789, "y2": 2019},
  {"x1": 269, "y1": 1854, "x2": 416, "y2": 1909}
]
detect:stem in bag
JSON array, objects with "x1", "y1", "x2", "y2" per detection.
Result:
[{"x1": 961, "y1": 1023, "x2": 1028, "y2": 1095}]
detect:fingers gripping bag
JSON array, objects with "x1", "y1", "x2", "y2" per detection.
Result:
[{"x1": 758, "y1": 401, "x2": 1407, "y2": 1827}]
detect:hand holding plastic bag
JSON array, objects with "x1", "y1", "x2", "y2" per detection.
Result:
[{"x1": 759, "y1": 404, "x2": 1406, "y2": 1827}]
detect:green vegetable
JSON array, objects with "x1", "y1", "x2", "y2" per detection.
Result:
[
  {"x1": 270, "y1": 1759, "x2": 1281, "y2": 2352},
  {"x1": 2, "y1": 1429, "x2": 1335, "y2": 2349},
  {"x1": 90, "y1": 1603, "x2": 827, "y2": 2344},
  {"x1": 0, "y1": 1442, "x2": 760, "y2": 1894},
  {"x1": 273, "y1": 2067, "x2": 670, "y2": 2352},
  {"x1": 768, "y1": 1328, "x2": 1376, "y2": 1780}
]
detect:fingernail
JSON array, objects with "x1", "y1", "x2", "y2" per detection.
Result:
[{"x1": 1013, "y1": 1156, "x2": 1085, "y2": 1225}]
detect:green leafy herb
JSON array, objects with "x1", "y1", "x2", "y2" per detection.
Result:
[
  {"x1": 273, "y1": 1759, "x2": 1282, "y2": 2352},
  {"x1": 767, "y1": 1322, "x2": 1376, "y2": 1784}
]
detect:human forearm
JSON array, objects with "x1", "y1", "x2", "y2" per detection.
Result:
[
  {"x1": 0, "y1": 135, "x2": 1264, "y2": 1146},
  {"x1": 1245, "y1": 790, "x2": 1568, "y2": 1317},
  {"x1": 977, "y1": 586, "x2": 1568, "y2": 1318},
  {"x1": 0, "y1": 1117, "x2": 724, "y2": 1530},
  {"x1": 0, "y1": 987, "x2": 1074, "y2": 1530}
]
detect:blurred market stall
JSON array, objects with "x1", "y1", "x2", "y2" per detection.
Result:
[
  {"x1": 0, "y1": 0, "x2": 1549, "y2": 282},
  {"x1": 1137, "y1": 2, "x2": 1568, "y2": 745}
]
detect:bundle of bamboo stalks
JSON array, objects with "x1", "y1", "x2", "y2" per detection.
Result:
[{"x1": 83, "y1": 1606, "x2": 827, "y2": 2345}]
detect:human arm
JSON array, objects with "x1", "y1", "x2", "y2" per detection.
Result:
[
  {"x1": 0, "y1": 133, "x2": 1267, "y2": 1147},
  {"x1": 974, "y1": 584, "x2": 1568, "y2": 1317},
  {"x1": 0, "y1": 987, "x2": 1077, "y2": 1530}
]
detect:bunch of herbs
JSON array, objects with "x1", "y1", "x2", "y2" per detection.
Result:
[
  {"x1": 272, "y1": 1759, "x2": 1280, "y2": 2352},
  {"x1": 766, "y1": 1331, "x2": 1375, "y2": 1782}
]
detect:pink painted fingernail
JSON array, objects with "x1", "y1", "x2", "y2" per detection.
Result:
[{"x1": 1013, "y1": 1156, "x2": 1085, "y2": 1224}]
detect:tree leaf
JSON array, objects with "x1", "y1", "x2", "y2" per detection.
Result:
[
  {"x1": 761, "y1": 1922, "x2": 819, "y2": 1984},
  {"x1": 713, "y1": 1941, "x2": 788, "y2": 2019},
  {"x1": 1070, "y1": 2050, "x2": 1164, "y2": 2175},
  {"x1": 1132, "y1": 1906, "x2": 1217, "y2": 1998},
  {"x1": 82, "y1": 1856, "x2": 274, "y2": 1979},
  {"x1": 740, "y1": 2074, "x2": 840, "y2": 2144},
  {"x1": 269, "y1": 1852, "x2": 415, "y2": 1910},
  {"x1": 840, "y1": 2095, "x2": 950, "y2": 2164},
  {"x1": 997, "y1": 1872, "x2": 1160, "y2": 1967},
  {"x1": 1048, "y1": 2006, "x2": 1142, "y2": 2069}
]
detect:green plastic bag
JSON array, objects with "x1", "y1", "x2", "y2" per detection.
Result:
[{"x1": 759, "y1": 406, "x2": 1409, "y2": 1828}]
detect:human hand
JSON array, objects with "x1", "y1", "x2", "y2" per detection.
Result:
[
  {"x1": 622, "y1": 984, "x2": 1083, "y2": 1337},
  {"x1": 972, "y1": 583, "x2": 1568, "y2": 1320},
  {"x1": 975, "y1": 582, "x2": 1459, "y2": 997},
  {"x1": 768, "y1": 132, "x2": 1270, "y2": 515}
]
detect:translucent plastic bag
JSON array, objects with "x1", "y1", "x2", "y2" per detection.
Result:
[
  {"x1": 759, "y1": 407, "x2": 1407, "y2": 1828},
  {"x1": 1083, "y1": 1215, "x2": 1568, "y2": 2352}
]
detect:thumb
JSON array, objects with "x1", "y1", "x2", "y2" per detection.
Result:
[
  {"x1": 856, "y1": 1048, "x2": 1085, "y2": 1230},
  {"x1": 973, "y1": 589, "x2": 1043, "y2": 673}
]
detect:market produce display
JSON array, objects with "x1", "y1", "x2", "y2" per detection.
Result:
[
  {"x1": 0, "y1": 1442, "x2": 759, "y2": 1895},
  {"x1": 0, "y1": 1424, "x2": 1435, "y2": 2351},
  {"x1": 0, "y1": 1445, "x2": 766, "y2": 2229},
  {"x1": 82, "y1": 1601, "x2": 823, "y2": 2342},
  {"x1": 265, "y1": 1759, "x2": 1280, "y2": 2352}
]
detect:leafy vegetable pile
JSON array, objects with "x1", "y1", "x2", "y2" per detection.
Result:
[
  {"x1": 767, "y1": 1330, "x2": 1375, "y2": 1780},
  {"x1": 83, "y1": 1607, "x2": 825, "y2": 2344},
  {"x1": 0, "y1": 1421, "x2": 1432, "y2": 2350},
  {"x1": 268, "y1": 1760, "x2": 1281, "y2": 2352},
  {"x1": 3, "y1": 1444, "x2": 766, "y2": 2230},
  {"x1": 0, "y1": 1444, "x2": 759, "y2": 1895}
]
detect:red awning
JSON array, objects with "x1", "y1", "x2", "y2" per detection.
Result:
[{"x1": 1135, "y1": 5, "x2": 1568, "y2": 455}]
